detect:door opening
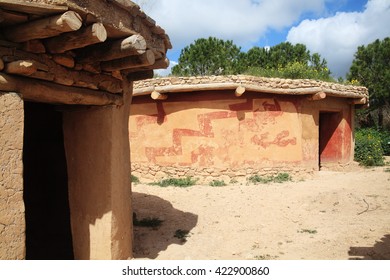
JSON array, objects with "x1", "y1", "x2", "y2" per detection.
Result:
[
  {"x1": 319, "y1": 111, "x2": 342, "y2": 168},
  {"x1": 23, "y1": 102, "x2": 74, "y2": 259}
]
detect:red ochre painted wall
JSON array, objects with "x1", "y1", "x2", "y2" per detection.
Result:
[{"x1": 129, "y1": 91, "x2": 354, "y2": 181}]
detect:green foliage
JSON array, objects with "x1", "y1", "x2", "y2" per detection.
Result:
[
  {"x1": 242, "y1": 42, "x2": 333, "y2": 82},
  {"x1": 150, "y1": 177, "x2": 197, "y2": 187},
  {"x1": 209, "y1": 180, "x2": 227, "y2": 187},
  {"x1": 355, "y1": 128, "x2": 385, "y2": 166},
  {"x1": 131, "y1": 174, "x2": 140, "y2": 184},
  {"x1": 172, "y1": 39, "x2": 332, "y2": 81},
  {"x1": 248, "y1": 173, "x2": 291, "y2": 184},
  {"x1": 380, "y1": 130, "x2": 390, "y2": 156},
  {"x1": 273, "y1": 173, "x2": 292, "y2": 183},
  {"x1": 348, "y1": 37, "x2": 390, "y2": 127},
  {"x1": 245, "y1": 62, "x2": 332, "y2": 81},
  {"x1": 172, "y1": 37, "x2": 244, "y2": 76}
]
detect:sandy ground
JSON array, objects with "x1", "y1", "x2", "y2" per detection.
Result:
[{"x1": 132, "y1": 160, "x2": 390, "y2": 260}]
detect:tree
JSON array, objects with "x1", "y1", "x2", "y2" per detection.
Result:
[
  {"x1": 172, "y1": 37, "x2": 244, "y2": 76},
  {"x1": 243, "y1": 42, "x2": 331, "y2": 81},
  {"x1": 347, "y1": 37, "x2": 390, "y2": 128}
]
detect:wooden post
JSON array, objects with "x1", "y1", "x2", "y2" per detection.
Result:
[
  {"x1": 45, "y1": 23, "x2": 108, "y2": 53},
  {"x1": 101, "y1": 50, "x2": 155, "y2": 72},
  {"x1": 4, "y1": 11, "x2": 82, "y2": 42}
]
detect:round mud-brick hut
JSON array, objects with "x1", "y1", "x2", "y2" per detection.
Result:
[
  {"x1": 0, "y1": 0, "x2": 171, "y2": 260},
  {"x1": 131, "y1": 75, "x2": 368, "y2": 184}
]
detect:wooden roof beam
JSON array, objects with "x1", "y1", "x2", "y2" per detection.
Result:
[
  {"x1": 0, "y1": 72, "x2": 122, "y2": 106},
  {"x1": 78, "y1": 34, "x2": 146, "y2": 64},
  {"x1": 45, "y1": 22, "x2": 107, "y2": 53},
  {"x1": 4, "y1": 11, "x2": 82, "y2": 43},
  {"x1": 101, "y1": 49, "x2": 155, "y2": 72}
]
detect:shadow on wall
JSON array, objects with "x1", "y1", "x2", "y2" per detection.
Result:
[
  {"x1": 349, "y1": 235, "x2": 390, "y2": 260},
  {"x1": 132, "y1": 192, "x2": 198, "y2": 259}
]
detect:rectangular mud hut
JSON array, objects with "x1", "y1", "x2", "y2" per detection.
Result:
[
  {"x1": 0, "y1": 0, "x2": 171, "y2": 260},
  {"x1": 131, "y1": 75, "x2": 368, "y2": 184}
]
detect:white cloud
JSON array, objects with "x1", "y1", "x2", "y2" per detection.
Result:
[
  {"x1": 287, "y1": 0, "x2": 390, "y2": 77},
  {"x1": 137, "y1": 0, "x2": 327, "y2": 50},
  {"x1": 154, "y1": 60, "x2": 178, "y2": 77}
]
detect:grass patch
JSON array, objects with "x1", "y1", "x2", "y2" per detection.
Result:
[
  {"x1": 298, "y1": 229, "x2": 318, "y2": 234},
  {"x1": 131, "y1": 174, "x2": 140, "y2": 184},
  {"x1": 248, "y1": 173, "x2": 292, "y2": 184},
  {"x1": 174, "y1": 229, "x2": 190, "y2": 242},
  {"x1": 209, "y1": 180, "x2": 227, "y2": 187},
  {"x1": 384, "y1": 168, "x2": 390, "y2": 173},
  {"x1": 149, "y1": 177, "x2": 197, "y2": 187}
]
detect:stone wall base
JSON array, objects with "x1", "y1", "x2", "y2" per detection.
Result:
[{"x1": 131, "y1": 164, "x2": 316, "y2": 185}]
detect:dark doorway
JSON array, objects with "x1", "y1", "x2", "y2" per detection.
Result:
[
  {"x1": 319, "y1": 111, "x2": 342, "y2": 167},
  {"x1": 23, "y1": 102, "x2": 74, "y2": 260}
]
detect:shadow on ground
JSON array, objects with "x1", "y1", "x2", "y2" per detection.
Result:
[
  {"x1": 349, "y1": 234, "x2": 390, "y2": 260},
  {"x1": 132, "y1": 192, "x2": 198, "y2": 259}
]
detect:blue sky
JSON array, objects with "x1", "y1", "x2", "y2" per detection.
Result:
[{"x1": 135, "y1": 0, "x2": 390, "y2": 78}]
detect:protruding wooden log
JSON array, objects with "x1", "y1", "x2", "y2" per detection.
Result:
[
  {"x1": 101, "y1": 49, "x2": 155, "y2": 72},
  {"x1": 0, "y1": 58, "x2": 4, "y2": 71},
  {"x1": 151, "y1": 90, "x2": 167, "y2": 100},
  {"x1": 22, "y1": 40, "x2": 46, "y2": 53},
  {"x1": 52, "y1": 54, "x2": 75, "y2": 68},
  {"x1": 350, "y1": 97, "x2": 367, "y2": 105},
  {"x1": 0, "y1": 8, "x2": 28, "y2": 26},
  {"x1": 0, "y1": 72, "x2": 121, "y2": 106},
  {"x1": 308, "y1": 91, "x2": 326, "y2": 101},
  {"x1": 4, "y1": 11, "x2": 82, "y2": 43},
  {"x1": 235, "y1": 85, "x2": 246, "y2": 97},
  {"x1": 79, "y1": 34, "x2": 147, "y2": 63},
  {"x1": 126, "y1": 70, "x2": 154, "y2": 81},
  {"x1": 45, "y1": 23, "x2": 107, "y2": 53},
  {"x1": 5, "y1": 60, "x2": 39, "y2": 76}
]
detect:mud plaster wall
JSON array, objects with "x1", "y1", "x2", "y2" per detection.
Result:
[
  {"x1": 130, "y1": 91, "x2": 354, "y2": 183},
  {"x1": 63, "y1": 92, "x2": 132, "y2": 260},
  {"x1": 0, "y1": 92, "x2": 25, "y2": 260}
]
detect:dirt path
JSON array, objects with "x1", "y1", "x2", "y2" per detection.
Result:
[{"x1": 132, "y1": 162, "x2": 390, "y2": 260}]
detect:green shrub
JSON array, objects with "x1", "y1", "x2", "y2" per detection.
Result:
[
  {"x1": 380, "y1": 130, "x2": 390, "y2": 156},
  {"x1": 248, "y1": 173, "x2": 291, "y2": 184},
  {"x1": 273, "y1": 173, "x2": 292, "y2": 183},
  {"x1": 131, "y1": 174, "x2": 140, "y2": 184},
  {"x1": 355, "y1": 128, "x2": 384, "y2": 166},
  {"x1": 150, "y1": 177, "x2": 197, "y2": 187},
  {"x1": 209, "y1": 180, "x2": 227, "y2": 187}
]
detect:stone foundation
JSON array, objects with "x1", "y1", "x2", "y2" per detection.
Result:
[{"x1": 131, "y1": 163, "x2": 313, "y2": 185}]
